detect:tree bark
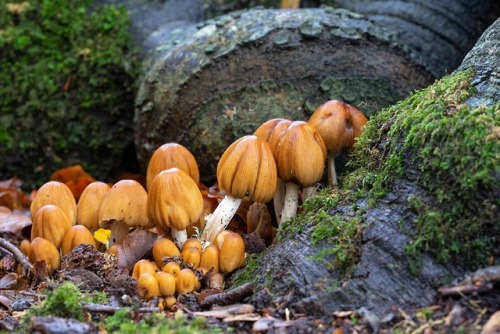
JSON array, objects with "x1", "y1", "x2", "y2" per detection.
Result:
[{"x1": 135, "y1": 8, "x2": 434, "y2": 184}]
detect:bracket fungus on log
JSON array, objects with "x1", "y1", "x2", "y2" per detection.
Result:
[{"x1": 135, "y1": 8, "x2": 435, "y2": 184}]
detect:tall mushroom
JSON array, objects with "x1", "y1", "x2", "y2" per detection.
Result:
[
  {"x1": 254, "y1": 118, "x2": 292, "y2": 224},
  {"x1": 147, "y1": 168, "x2": 204, "y2": 249},
  {"x1": 308, "y1": 100, "x2": 368, "y2": 186},
  {"x1": 30, "y1": 181, "x2": 77, "y2": 225},
  {"x1": 76, "y1": 181, "x2": 110, "y2": 233},
  {"x1": 146, "y1": 142, "x2": 200, "y2": 190},
  {"x1": 98, "y1": 179, "x2": 150, "y2": 246},
  {"x1": 200, "y1": 135, "x2": 277, "y2": 244},
  {"x1": 275, "y1": 121, "x2": 326, "y2": 224}
]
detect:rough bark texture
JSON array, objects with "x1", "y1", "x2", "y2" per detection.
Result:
[
  {"x1": 458, "y1": 18, "x2": 500, "y2": 107},
  {"x1": 303, "y1": 0, "x2": 500, "y2": 77},
  {"x1": 242, "y1": 18, "x2": 499, "y2": 320},
  {"x1": 135, "y1": 8, "x2": 434, "y2": 184}
]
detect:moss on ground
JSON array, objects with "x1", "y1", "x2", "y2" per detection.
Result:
[
  {"x1": 345, "y1": 70, "x2": 499, "y2": 269},
  {"x1": 0, "y1": 0, "x2": 140, "y2": 189}
]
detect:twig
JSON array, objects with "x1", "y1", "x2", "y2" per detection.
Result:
[
  {"x1": 19, "y1": 291, "x2": 47, "y2": 299},
  {"x1": 83, "y1": 303, "x2": 160, "y2": 313},
  {"x1": 199, "y1": 282, "x2": 254, "y2": 308},
  {"x1": 438, "y1": 283, "x2": 493, "y2": 296},
  {"x1": 0, "y1": 237, "x2": 33, "y2": 276}
]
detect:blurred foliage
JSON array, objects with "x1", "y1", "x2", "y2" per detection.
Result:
[{"x1": 0, "y1": 0, "x2": 140, "y2": 189}]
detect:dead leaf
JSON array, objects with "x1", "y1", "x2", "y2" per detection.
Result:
[
  {"x1": 0, "y1": 295, "x2": 12, "y2": 309},
  {"x1": 0, "y1": 209, "x2": 32, "y2": 238},
  {"x1": 113, "y1": 230, "x2": 158, "y2": 270},
  {"x1": 0, "y1": 177, "x2": 32, "y2": 210},
  {"x1": 49, "y1": 165, "x2": 96, "y2": 201},
  {"x1": 0, "y1": 273, "x2": 19, "y2": 290}
]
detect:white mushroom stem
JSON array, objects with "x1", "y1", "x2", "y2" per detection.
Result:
[
  {"x1": 327, "y1": 151, "x2": 338, "y2": 187},
  {"x1": 301, "y1": 184, "x2": 319, "y2": 202},
  {"x1": 280, "y1": 182, "x2": 300, "y2": 225},
  {"x1": 200, "y1": 195, "x2": 242, "y2": 244},
  {"x1": 109, "y1": 220, "x2": 130, "y2": 247},
  {"x1": 171, "y1": 228, "x2": 188, "y2": 249},
  {"x1": 273, "y1": 178, "x2": 286, "y2": 225}
]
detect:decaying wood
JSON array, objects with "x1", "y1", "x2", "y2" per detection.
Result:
[
  {"x1": 0, "y1": 237, "x2": 33, "y2": 276},
  {"x1": 199, "y1": 282, "x2": 254, "y2": 308}
]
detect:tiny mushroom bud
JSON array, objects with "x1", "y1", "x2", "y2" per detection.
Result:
[
  {"x1": 181, "y1": 247, "x2": 201, "y2": 269},
  {"x1": 175, "y1": 268, "x2": 198, "y2": 294},
  {"x1": 20, "y1": 239, "x2": 31, "y2": 256},
  {"x1": 146, "y1": 143, "x2": 200, "y2": 190},
  {"x1": 308, "y1": 100, "x2": 368, "y2": 186},
  {"x1": 182, "y1": 238, "x2": 202, "y2": 252},
  {"x1": 137, "y1": 273, "x2": 160, "y2": 300},
  {"x1": 30, "y1": 181, "x2": 77, "y2": 224},
  {"x1": 165, "y1": 296, "x2": 177, "y2": 309},
  {"x1": 132, "y1": 259, "x2": 158, "y2": 281},
  {"x1": 219, "y1": 232, "x2": 246, "y2": 274},
  {"x1": 155, "y1": 272, "x2": 176, "y2": 297},
  {"x1": 76, "y1": 181, "x2": 110, "y2": 233},
  {"x1": 31, "y1": 204, "x2": 73, "y2": 248},
  {"x1": 200, "y1": 244, "x2": 220, "y2": 273},
  {"x1": 61, "y1": 225, "x2": 97, "y2": 256},
  {"x1": 163, "y1": 261, "x2": 181, "y2": 276},
  {"x1": 201, "y1": 135, "x2": 277, "y2": 244},
  {"x1": 274, "y1": 121, "x2": 326, "y2": 224},
  {"x1": 152, "y1": 237, "x2": 181, "y2": 268},
  {"x1": 99, "y1": 180, "x2": 150, "y2": 246},
  {"x1": 28, "y1": 237, "x2": 61, "y2": 274},
  {"x1": 147, "y1": 168, "x2": 204, "y2": 249}
]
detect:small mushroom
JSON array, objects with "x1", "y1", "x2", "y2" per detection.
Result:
[
  {"x1": 200, "y1": 135, "x2": 277, "y2": 244},
  {"x1": 76, "y1": 181, "x2": 110, "y2": 233},
  {"x1": 98, "y1": 180, "x2": 150, "y2": 247},
  {"x1": 219, "y1": 232, "x2": 246, "y2": 274},
  {"x1": 152, "y1": 237, "x2": 180, "y2": 268},
  {"x1": 132, "y1": 259, "x2": 158, "y2": 281},
  {"x1": 146, "y1": 143, "x2": 200, "y2": 190},
  {"x1": 308, "y1": 100, "x2": 368, "y2": 186},
  {"x1": 30, "y1": 181, "x2": 77, "y2": 224},
  {"x1": 137, "y1": 273, "x2": 160, "y2": 300},
  {"x1": 147, "y1": 168, "x2": 204, "y2": 249},
  {"x1": 31, "y1": 204, "x2": 73, "y2": 248},
  {"x1": 181, "y1": 247, "x2": 201, "y2": 269},
  {"x1": 175, "y1": 268, "x2": 198, "y2": 294},
  {"x1": 28, "y1": 237, "x2": 61, "y2": 274},
  {"x1": 200, "y1": 244, "x2": 220, "y2": 273},
  {"x1": 163, "y1": 261, "x2": 181, "y2": 276},
  {"x1": 19, "y1": 239, "x2": 31, "y2": 256},
  {"x1": 155, "y1": 272, "x2": 176, "y2": 297},
  {"x1": 61, "y1": 225, "x2": 97, "y2": 256},
  {"x1": 275, "y1": 121, "x2": 326, "y2": 224}
]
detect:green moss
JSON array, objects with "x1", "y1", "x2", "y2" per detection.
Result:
[
  {"x1": 0, "y1": 0, "x2": 140, "y2": 188},
  {"x1": 230, "y1": 253, "x2": 262, "y2": 287},
  {"x1": 346, "y1": 70, "x2": 499, "y2": 269},
  {"x1": 104, "y1": 308, "x2": 217, "y2": 334}
]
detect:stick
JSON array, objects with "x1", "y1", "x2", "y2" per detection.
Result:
[
  {"x1": 0, "y1": 237, "x2": 33, "y2": 275},
  {"x1": 199, "y1": 282, "x2": 254, "y2": 308},
  {"x1": 83, "y1": 303, "x2": 160, "y2": 313},
  {"x1": 438, "y1": 283, "x2": 493, "y2": 296}
]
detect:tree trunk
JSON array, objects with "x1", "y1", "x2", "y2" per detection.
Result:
[{"x1": 135, "y1": 8, "x2": 434, "y2": 184}]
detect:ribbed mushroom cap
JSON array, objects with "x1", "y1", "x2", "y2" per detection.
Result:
[
  {"x1": 28, "y1": 237, "x2": 61, "y2": 274},
  {"x1": 77, "y1": 181, "x2": 110, "y2": 232},
  {"x1": 146, "y1": 143, "x2": 200, "y2": 190},
  {"x1": 217, "y1": 135, "x2": 277, "y2": 203},
  {"x1": 31, "y1": 204, "x2": 73, "y2": 248},
  {"x1": 147, "y1": 168, "x2": 203, "y2": 231},
  {"x1": 308, "y1": 100, "x2": 356, "y2": 154},
  {"x1": 30, "y1": 181, "x2": 77, "y2": 224},
  {"x1": 275, "y1": 121, "x2": 327, "y2": 187},
  {"x1": 253, "y1": 118, "x2": 292, "y2": 158},
  {"x1": 61, "y1": 225, "x2": 96, "y2": 255},
  {"x1": 98, "y1": 179, "x2": 150, "y2": 229}
]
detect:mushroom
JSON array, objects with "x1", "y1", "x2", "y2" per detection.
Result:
[
  {"x1": 76, "y1": 181, "x2": 110, "y2": 233},
  {"x1": 152, "y1": 237, "x2": 180, "y2": 268},
  {"x1": 181, "y1": 246, "x2": 201, "y2": 269},
  {"x1": 146, "y1": 142, "x2": 200, "y2": 190},
  {"x1": 19, "y1": 239, "x2": 31, "y2": 256},
  {"x1": 31, "y1": 204, "x2": 73, "y2": 248},
  {"x1": 155, "y1": 272, "x2": 176, "y2": 297},
  {"x1": 175, "y1": 268, "x2": 198, "y2": 294},
  {"x1": 219, "y1": 232, "x2": 246, "y2": 274},
  {"x1": 200, "y1": 135, "x2": 277, "y2": 244},
  {"x1": 200, "y1": 244, "x2": 220, "y2": 273},
  {"x1": 30, "y1": 181, "x2": 77, "y2": 224},
  {"x1": 274, "y1": 121, "x2": 326, "y2": 224},
  {"x1": 28, "y1": 237, "x2": 61, "y2": 274},
  {"x1": 308, "y1": 100, "x2": 368, "y2": 186},
  {"x1": 147, "y1": 168, "x2": 204, "y2": 249},
  {"x1": 132, "y1": 259, "x2": 158, "y2": 281},
  {"x1": 61, "y1": 225, "x2": 96, "y2": 256},
  {"x1": 163, "y1": 261, "x2": 181, "y2": 276},
  {"x1": 137, "y1": 273, "x2": 160, "y2": 300},
  {"x1": 98, "y1": 179, "x2": 150, "y2": 247},
  {"x1": 253, "y1": 118, "x2": 292, "y2": 225}
]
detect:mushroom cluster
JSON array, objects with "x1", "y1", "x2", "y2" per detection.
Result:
[{"x1": 19, "y1": 100, "x2": 368, "y2": 306}]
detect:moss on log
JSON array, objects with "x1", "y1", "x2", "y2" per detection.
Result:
[{"x1": 135, "y1": 8, "x2": 434, "y2": 184}]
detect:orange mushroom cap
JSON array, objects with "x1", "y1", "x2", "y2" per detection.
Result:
[
  {"x1": 147, "y1": 168, "x2": 204, "y2": 232},
  {"x1": 31, "y1": 204, "x2": 73, "y2": 248},
  {"x1": 217, "y1": 135, "x2": 277, "y2": 203},
  {"x1": 30, "y1": 181, "x2": 77, "y2": 225},
  {"x1": 146, "y1": 143, "x2": 200, "y2": 190},
  {"x1": 61, "y1": 225, "x2": 97, "y2": 256},
  {"x1": 28, "y1": 237, "x2": 61, "y2": 274},
  {"x1": 76, "y1": 181, "x2": 110, "y2": 232}
]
